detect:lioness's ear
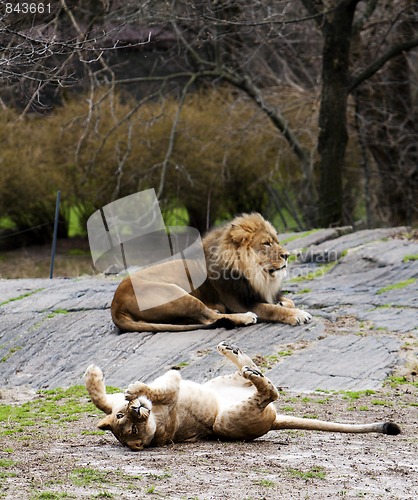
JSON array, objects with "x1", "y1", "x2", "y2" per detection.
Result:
[{"x1": 97, "y1": 415, "x2": 113, "y2": 431}]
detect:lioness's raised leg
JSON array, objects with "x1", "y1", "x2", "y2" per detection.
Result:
[
  {"x1": 213, "y1": 366, "x2": 278, "y2": 440},
  {"x1": 125, "y1": 370, "x2": 181, "y2": 404},
  {"x1": 84, "y1": 365, "x2": 115, "y2": 414},
  {"x1": 217, "y1": 341, "x2": 259, "y2": 370}
]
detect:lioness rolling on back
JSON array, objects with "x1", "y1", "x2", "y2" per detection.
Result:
[
  {"x1": 111, "y1": 213, "x2": 312, "y2": 332},
  {"x1": 85, "y1": 342, "x2": 400, "y2": 451}
]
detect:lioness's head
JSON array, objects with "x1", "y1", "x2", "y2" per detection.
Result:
[
  {"x1": 204, "y1": 213, "x2": 290, "y2": 303},
  {"x1": 97, "y1": 396, "x2": 156, "y2": 451}
]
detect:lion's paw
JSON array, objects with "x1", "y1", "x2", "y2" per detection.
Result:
[
  {"x1": 292, "y1": 309, "x2": 312, "y2": 326},
  {"x1": 243, "y1": 312, "x2": 258, "y2": 325}
]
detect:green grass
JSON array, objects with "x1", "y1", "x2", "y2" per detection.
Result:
[
  {"x1": 0, "y1": 458, "x2": 17, "y2": 467},
  {"x1": 1, "y1": 346, "x2": 22, "y2": 363},
  {"x1": 376, "y1": 278, "x2": 416, "y2": 295},
  {"x1": 0, "y1": 386, "x2": 94, "y2": 437},
  {"x1": 31, "y1": 493, "x2": 73, "y2": 499},
  {"x1": 280, "y1": 229, "x2": 321, "y2": 245},
  {"x1": 0, "y1": 288, "x2": 44, "y2": 307},
  {"x1": 46, "y1": 309, "x2": 69, "y2": 319},
  {"x1": 385, "y1": 375, "x2": 418, "y2": 388},
  {"x1": 255, "y1": 479, "x2": 275, "y2": 487},
  {"x1": 0, "y1": 217, "x2": 17, "y2": 230},
  {"x1": 341, "y1": 390, "x2": 375, "y2": 400},
  {"x1": 287, "y1": 466, "x2": 326, "y2": 480},
  {"x1": 403, "y1": 254, "x2": 418, "y2": 263},
  {"x1": 290, "y1": 261, "x2": 338, "y2": 283},
  {"x1": 70, "y1": 467, "x2": 110, "y2": 487}
]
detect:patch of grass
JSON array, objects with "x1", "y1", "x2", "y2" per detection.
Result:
[
  {"x1": 67, "y1": 248, "x2": 90, "y2": 256},
  {"x1": 299, "y1": 288, "x2": 312, "y2": 294},
  {"x1": 0, "y1": 458, "x2": 17, "y2": 467},
  {"x1": 145, "y1": 485, "x2": 157, "y2": 494},
  {"x1": 287, "y1": 466, "x2": 326, "y2": 480},
  {"x1": 376, "y1": 278, "x2": 416, "y2": 295},
  {"x1": 281, "y1": 406, "x2": 295, "y2": 412},
  {"x1": 290, "y1": 261, "x2": 338, "y2": 283},
  {"x1": 0, "y1": 288, "x2": 44, "y2": 307},
  {"x1": 281, "y1": 229, "x2": 321, "y2": 245},
  {"x1": 173, "y1": 361, "x2": 189, "y2": 368},
  {"x1": 403, "y1": 254, "x2": 418, "y2": 263},
  {"x1": 0, "y1": 385, "x2": 96, "y2": 438},
  {"x1": 255, "y1": 479, "x2": 275, "y2": 487},
  {"x1": 31, "y1": 493, "x2": 74, "y2": 499},
  {"x1": 277, "y1": 350, "x2": 293, "y2": 357},
  {"x1": 385, "y1": 375, "x2": 418, "y2": 388},
  {"x1": 340, "y1": 390, "x2": 375, "y2": 400},
  {"x1": 70, "y1": 467, "x2": 109, "y2": 487},
  {"x1": 46, "y1": 309, "x2": 69, "y2": 319},
  {"x1": 371, "y1": 399, "x2": 392, "y2": 406},
  {"x1": 1, "y1": 346, "x2": 22, "y2": 362},
  {"x1": 256, "y1": 349, "x2": 294, "y2": 370}
]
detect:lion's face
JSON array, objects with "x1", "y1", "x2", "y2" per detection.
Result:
[
  {"x1": 97, "y1": 397, "x2": 156, "y2": 451},
  {"x1": 204, "y1": 213, "x2": 290, "y2": 304},
  {"x1": 250, "y1": 229, "x2": 290, "y2": 279}
]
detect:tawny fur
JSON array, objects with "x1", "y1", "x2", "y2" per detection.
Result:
[
  {"x1": 84, "y1": 342, "x2": 401, "y2": 451},
  {"x1": 111, "y1": 213, "x2": 312, "y2": 332}
]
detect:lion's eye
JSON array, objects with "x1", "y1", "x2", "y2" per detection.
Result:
[
  {"x1": 263, "y1": 242, "x2": 271, "y2": 247},
  {"x1": 116, "y1": 412, "x2": 124, "y2": 419}
]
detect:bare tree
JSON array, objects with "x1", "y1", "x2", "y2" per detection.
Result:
[{"x1": 1, "y1": 0, "x2": 417, "y2": 234}]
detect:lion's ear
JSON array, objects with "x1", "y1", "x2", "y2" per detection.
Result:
[
  {"x1": 229, "y1": 223, "x2": 250, "y2": 245},
  {"x1": 97, "y1": 415, "x2": 113, "y2": 431}
]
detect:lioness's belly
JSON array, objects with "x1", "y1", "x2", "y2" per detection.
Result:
[{"x1": 172, "y1": 382, "x2": 219, "y2": 441}]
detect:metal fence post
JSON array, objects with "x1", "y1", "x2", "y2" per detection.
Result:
[{"x1": 50, "y1": 190, "x2": 61, "y2": 279}]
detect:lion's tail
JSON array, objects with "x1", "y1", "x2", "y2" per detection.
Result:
[
  {"x1": 271, "y1": 415, "x2": 401, "y2": 435},
  {"x1": 113, "y1": 314, "x2": 235, "y2": 333}
]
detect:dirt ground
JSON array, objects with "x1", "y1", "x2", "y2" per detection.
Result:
[{"x1": 0, "y1": 381, "x2": 416, "y2": 499}]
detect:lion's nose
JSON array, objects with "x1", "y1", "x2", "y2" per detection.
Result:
[{"x1": 281, "y1": 253, "x2": 289, "y2": 261}]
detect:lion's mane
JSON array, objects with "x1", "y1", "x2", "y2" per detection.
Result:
[{"x1": 202, "y1": 213, "x2": 285, "y2": 307}]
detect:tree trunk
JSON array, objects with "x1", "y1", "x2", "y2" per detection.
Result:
[
  {"x1": 317, "y1": 2, "x2": 358, "y2": 227},
  {"x1": 354, "y1": 9, "x2": 418, "y2": 226}
]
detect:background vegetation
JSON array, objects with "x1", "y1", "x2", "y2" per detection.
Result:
[{"x1": 0, "y1": 0, "x2": 417, "y2": 251}]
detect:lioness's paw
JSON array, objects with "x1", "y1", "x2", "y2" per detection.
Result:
[
  {"x1": 242, "y1": 366, "x2": 264, "y2": 379},
  {"x1": 84, "y1": 364, "x2": 103, "y2": 380},
  {"x1": 217, "y1": 341, "x2": 242, "y2": 356},
  {"x1": 291, "y1": 309, "x2": 312, "y2": 326},
  {"x1": 125, "y1": 382, "x2": 147, "y2": 401}
]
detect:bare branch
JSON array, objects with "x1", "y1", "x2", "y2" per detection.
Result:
[{"x1": 349, "y1": 37, "x2": 418, "y2": 93}]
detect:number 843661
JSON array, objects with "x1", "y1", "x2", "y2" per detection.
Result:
[{"x1": 5, "y1": 3, "x2": 52, "y2": 15}]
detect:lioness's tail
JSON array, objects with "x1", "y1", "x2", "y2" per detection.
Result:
[{"x1": 272, "y1": 415, "x2": 401, "y2": 435}]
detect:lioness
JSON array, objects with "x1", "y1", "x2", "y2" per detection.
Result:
[
  {"x1": 85, "y1": 342, "x2": 400, "y2": 451},
  {"x1": 111, "y1": 213, "x2": 312, "y2": 332}
]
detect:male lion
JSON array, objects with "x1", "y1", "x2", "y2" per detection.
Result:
[
  {"x1": 111, "y1": 213, "x2": 312, "y2": 332},
  {"x1": 84, "y1": 342, "x2": 400, "y2": 451}
]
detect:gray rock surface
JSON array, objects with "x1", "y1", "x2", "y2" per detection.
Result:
[{"x1": 1, "y1": 227, "x2": 417, "y2": 392}]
